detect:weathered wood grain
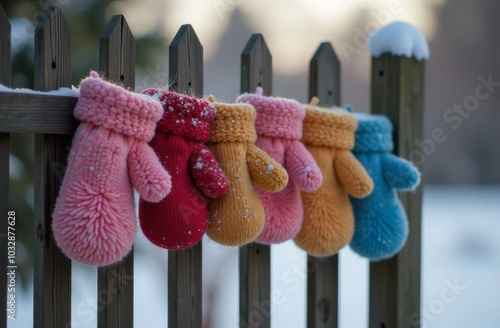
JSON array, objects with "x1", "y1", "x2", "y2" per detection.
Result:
[
  {"x1": 241, "y1": 34, "x2": 272, "y2": 95},
  {"x1": 33, "y1": 6, "x2": 72, "y2": 328},
  {"x1": 97, "y1": 15, "x2": 135, "y2": 328},
  {"x1": 169, "y1": 24, "x2": 203, "y2": 97},
  {"x1": 309, "y1": 42, "x2": 341, "y2": 106},
  {"x1": 168, "y1": 24, "x2": 203, "y2": 328},
  {"x1": 0, "y1": 93, "x2": 77, "y2": 134},
  {"x1": 239, "y1": 33, "x2": 272, "y2": 328},
  {"x1": 369, "y1": 54, "x2": 425, "y2": 328},
  {"x1": 307, "y1": 41, "x2": 341, "y2": 328}
]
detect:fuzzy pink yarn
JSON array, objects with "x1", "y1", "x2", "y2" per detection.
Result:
[
  {"x1": 236, "y1": 88, "x2": 323, "y2": 244},
  {"x1": 53, "y1": 71, "x2": 172, "y2": 266},
  {"x1": 236, "y1": 87, "x2": 305, "y2": 140}
]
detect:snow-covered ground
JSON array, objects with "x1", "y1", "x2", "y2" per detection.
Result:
[{"x1": 9, "y1": 185, "x2": 500, "y2": 327}]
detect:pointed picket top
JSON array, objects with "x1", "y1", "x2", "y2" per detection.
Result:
[
  {"x1": 307, "y1": 41, "x2": 341, "y2": 328},
  {"x1": 34, "y1": 6, "x2": 71, "y2": 91},
  {"x1": 0, "y1": 5, "x2": 11, "y2": 86},
  {"x1": 97, "y1": 14, "x2": 136, "y2": 328},
  {"x1": 168, "y1": 26, "x2": 204, "y2": 328},
  {"x1": 169, "y1": 24, "x2": 203, "y2": 96},
  {"x1": 309, "y1": 42, "x2": 341, "y2": 107},
  {"x1": 241, "y1": 34, "x2": 272, "y2": 95},
  {"x1": 100, "y1": 15, "x2": 135, "y2": 88}
]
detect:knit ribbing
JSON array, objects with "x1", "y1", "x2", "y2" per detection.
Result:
[
  {"x1": 74, "y1": 71, "x2": 163, "y2": 142},
  {"x1": 208, "y1": 101, "x2": 257, "y2": 143},
  {"x1": 301, "y1": 105, "x2": 357, "y2": 149},
  {"x1": 236, "y1": 88, "x2": 304, "y2": 140},
  {"x1": 142, "y1": 89, "x2": 216, "y2": 143}
]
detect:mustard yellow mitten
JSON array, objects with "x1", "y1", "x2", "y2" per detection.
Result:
[
  {"x1": 206, "y1": 96, "x2": 288, "y2": 246},
  {"x1": 294, "y1": 98, "x2": 373, "y2": 256}
]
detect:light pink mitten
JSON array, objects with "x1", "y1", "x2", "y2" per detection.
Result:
[
  {"x1": 53, "y1": 71, "x2": 171, "y2": 266},
  {"x1": 237, "y1": 87, "x2": 322, "y2": 244}
]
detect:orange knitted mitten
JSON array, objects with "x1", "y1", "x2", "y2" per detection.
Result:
[
  {"x1": 294, "y1": 99, "x2": 373, "y2": 256},
  {"x1": 206, "y1": 97, "x2": 289, "y2": 246}
]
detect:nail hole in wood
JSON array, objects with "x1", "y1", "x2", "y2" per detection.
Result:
[
  {"x1": 187, "y1": 81, "x2": 192, "y2": 88},
  {"x1": 256, "y1": 248, "x2": 260, "y2": 255},
  {"x1": 51, "y1": 61, "x2": 56, "y2": 69},
  {"x1": 120, "y1": 75, "x2": 125, "y2": 82},
  {"x1": 380, "y1": 323, "x2": 386, "y2": 328},
  {"x1": 327, "y1": 90, "x2": 333, "y2": 96},
  {"x1": 257, "y1": 82, "x2": 262, "y2": 87},
  {"x1": 378, "y1": 70, "x2": 384, "y2": 77}
]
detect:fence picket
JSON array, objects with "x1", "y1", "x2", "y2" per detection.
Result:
[
  {"x1": 307, "y1": 42, "x2": 341, "y2": 328},
  {"x1": 239, "y1": 33, "x2": 272, "y2": 328},
  {"x1": 33, "y1": 6, "x2": 72, "y2": 327},
  {"x1": 97, "y1": 15, "x2": 136, "y2": 328},
  {"x1": 0, "y1": 5, "x2": 10, "y2": 327},
  {"x1": 168, "y1": 24, "x2": 203, "y2": 328},
  {"x1": 369, "y1": 54, "x2": 425, "y2": 328}
]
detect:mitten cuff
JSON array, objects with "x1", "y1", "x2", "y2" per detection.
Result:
[
  {"x1": 208, "y1": 96, "x2": 258, "y2": 143},
  {"x1": 236, "y1": 87, "x2": 304, "y2": 140},
  {"x1": 75, "y1": 71, "x2": 163, "y2": 142},
  {"x1": 142, "y1": 89, "x2": 216, "y2": 142},
  {"x1": 352, "y1": 113, "x2": 393, "y2": 153},
  {"x1": 302, "y1": 102, "x2": 357, "y2": 149}
]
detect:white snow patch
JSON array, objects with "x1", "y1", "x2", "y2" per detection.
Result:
[
  {"x1": 0, "y1": 84, "x2": 79, "y2": 97},
  {"x1": 195, "y1": 162, "x2": 203, "y2": 169},
  {"x1": 191, "y1": 118, "x2": 198, "y2": 126},
  {"x1": 267, "y1": 164, "x2": 274, "y2": 172},
  {"x1": 368, "y1": 21, "x2": 430, "y2": 60},
  {"x1": 168, "y1": 106, "x2": 174, "y2": 112},
  {"x1": 304, "y1": 166, "x2": 312, "y2": 173}
]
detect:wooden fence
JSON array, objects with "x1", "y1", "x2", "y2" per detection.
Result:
[{"x1": 0, "y1": 5, "x2": 425, "y2": 328}]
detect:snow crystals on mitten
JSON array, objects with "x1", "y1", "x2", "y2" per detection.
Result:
[
  {"x1": 53, "y1": 71, "x2": 171, "y2": 266},
  {"x1": 139, "y1": 90, "x2": 229, "y2": 250},
  {"x1": 349, "y1": 113, "x2": 420, "y2": 261},
  {"x1": 236, "y1": 88, "x2": 322, "y2": 244}
]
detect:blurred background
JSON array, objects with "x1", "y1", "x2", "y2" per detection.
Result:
[{"x1": 2, "y1": 0, "x2": 499, "y2": 327}]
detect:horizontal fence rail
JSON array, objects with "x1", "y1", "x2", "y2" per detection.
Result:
[{"x1": 0, "y1": 4, "x2": 425, "y2": 328}]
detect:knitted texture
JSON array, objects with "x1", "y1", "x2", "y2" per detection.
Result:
[
  {"x1": 237, "y1": 88, "x2": 322, "y2": 244},
  {"x1": 139, "y1": 90, "x2": 229, "y2": 250},
  {"x1": 53, "y1": 71, "x2": 171, "y2": 266},
  {"x1": 206, "y1": 96, "x2": 289, "y2": 246},
  {"x1": 349, "y1": 113, "x2": 420, "y2": 260},
  {"x1": 294, "y1": 100, "x2": 374, "y2": 257}
]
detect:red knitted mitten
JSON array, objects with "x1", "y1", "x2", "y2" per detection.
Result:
[{"x1": 139, "y1": 89, "x2": 229, "y2": 250}]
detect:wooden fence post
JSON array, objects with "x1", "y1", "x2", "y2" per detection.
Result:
[
  {"x1": 97, "y1": 15, "x2": 135, "y2": 328},
  {"x1": 239, "y1": 33, "x2": 272, "y2": 328},
  {"x1": 0, "y1": 5, "x2": 10, "y2": 327},
  {"x1": 168, "y1": 24, "x2": 203, "y2": 328},
  {"x1": 307, "y1": 42, "x2": 341, "y2": 328},
  {"x1": 33, "y1": 6, "x2": 72, "y2": 327},
  {"x1": 369, "y1": 54, "x2": 425, "y2": 328}
]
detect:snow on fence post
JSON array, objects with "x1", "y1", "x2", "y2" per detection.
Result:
[
  {"x1": 0, "y1": 5, "x2": 10, "y2": 327},
  {"x1": 97, "y1": 15, "x2": 135, "y2": 328},
  {"x1": 239, "y1": 34, "x2": 272, "y2": 328},
  {"x1": 168, "y1": 24, "x2": 204, "y2": 328},
  {"x1": 33, "y1": 6, "x2": 73, "y2": 327},
  {"x1": 368, "y1": 23, "x2": 427, "y2": 328},
  {"x1": 307, "y1": 42, "x2": 341, "y2": 328}
]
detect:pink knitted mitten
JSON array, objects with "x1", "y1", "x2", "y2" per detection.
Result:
[
  {"x1": 237, "y1": 87, "x2": 322, "y2": 244},
  {"x1": 53, "y1": 71, "x2": 171, "y2": 266}
]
